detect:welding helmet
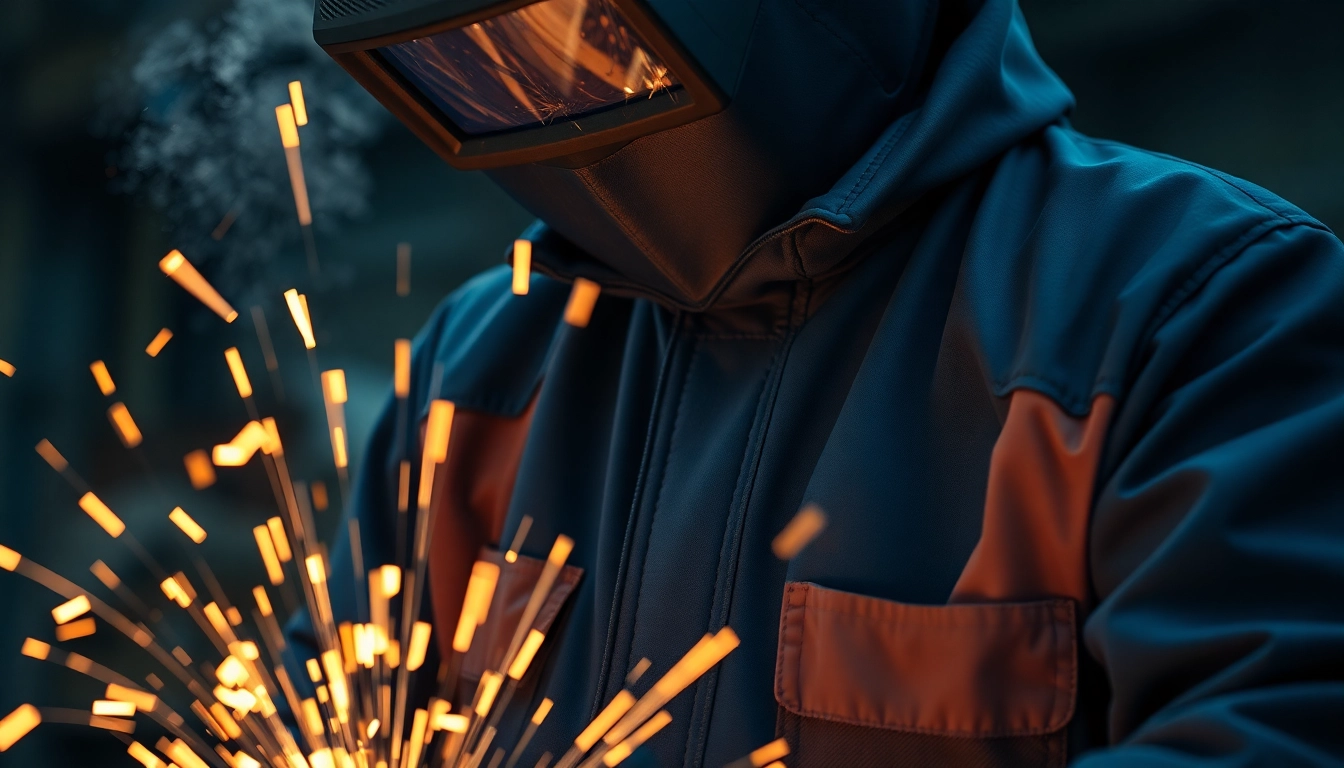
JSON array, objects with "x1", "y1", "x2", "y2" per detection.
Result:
[{"x1": 316, "y1": 0, "x2": 952, "y2": 307}]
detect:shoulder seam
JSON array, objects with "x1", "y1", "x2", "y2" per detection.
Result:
[{"x1": 1071, "y1": 135, "x2": 1324, "y2": 229}]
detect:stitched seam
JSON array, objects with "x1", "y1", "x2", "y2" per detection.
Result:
[
  {"x1": 576, "y1": 169, "x2": 700, "y2": 300},
  {"x1": 779, "y1": 592, "x2": 1074, "y2": 737},
  {"x1": 687, "y1": 290, "x2": 804, "y2": 766},
  {"x1": 625, "y1": 334, "x2": 702, "y2": 667},
  {"x1": 590, "y1": 316, "x2": 683, "y2": 714}
]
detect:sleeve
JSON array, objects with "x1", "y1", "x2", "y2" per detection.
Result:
[{"x1": 1076, "y1": 222, "x2": 1344, "y2": 766}]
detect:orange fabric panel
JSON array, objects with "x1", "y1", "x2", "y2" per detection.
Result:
[
  {"x1": 458, "y1": 547, "x2": 583, "y2": 682},
  {"x1": 427, "y1": 399, "x2": 537, "y2": 661},
  {"x1": 950, "y1": 391, "x2": 1115, "y2": 605},
  {"x1": 775, "y1": 582, "x2": 1076, "y2": 737}
]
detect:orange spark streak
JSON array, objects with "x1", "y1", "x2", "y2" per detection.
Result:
[
  {"x1": 563, "y1": 278, "x2": 601, "y2": 328},
  {"x1": 0, "y1": 704, "x2": 40, "y2": 752},
  {"x1": 289, "y1": 81, "x2": 308, "y2": 126},
  {"x1": 453, "y1": 560, "x2": 500, "y2": 653},
  {"x1": 160, "y1": 250, "x2": 238, "y2": 323},
  {"x1": 52, "y1": 595, "x2": 92, "y2": 625},
  {"x1": 405, "y1": 621, "x2": 432, "y2": 672},
  {"x1": 78, "y1": 492, "x2": 125, "y2": 538},
  {"x1": 771, "y1": 504, "x2": 828, "y2": 560},
  {"x1": 394, "y1": 339, "x2": 411, "y2": 398},
  {"x1": 35, "y1": 439, "x2": 68, "y2": 472},
  {"x1": 602, "y1": 711, "x2": 672, "y2": 767},
  {"x1": 55, "y1": 617, "x2": 96, "y2": 641},
  {"x1": 0, "y1": 359, "x2": 14, "y2": 377},
  {"x1": 145, "y1": 328, "x2": 174, "y2": 357},
  {"x1": 253, "y1": 526, "x2": 284, "y2": 586},
  {"x1": 224, "y1": 347, "x2": 253, "y2": 399},
  {"x1": 266, "y1": 517, "x2": 292, "y2": 562},
  {"x1": 90, "y1": 360, "x2": 117, "y2": 395},
  {"x1": 169, "y1": 507, "x2": 207, "y2": 544},
  {"x1": 21, "y1": 638, "x2": 50, "y2": 659},
  {"x1": 283, "y1": 289, "x2": 316, "y2": 349},
  {"x1": 276, "y1": 106, "x2": 312, "y2": 226},
  {"x1": 513, "y1": 239, "x2": 532, "y2": 295},
  {"x1": 183, "y1": 450, "x2": 216, "y2": 490},
  {"x1": 92, "y1": 700, "x2": 136, "y2": 717},
  {"x1": 507, "y1": 629, "x2": 546, "y2": 680},
  {"x1": 107, "y1": 403, "x2": 144, "y2": 448}
]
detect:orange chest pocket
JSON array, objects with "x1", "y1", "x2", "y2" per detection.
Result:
[{"x1": 775, "y1": 582, "x2": 1077, "y2": 768}]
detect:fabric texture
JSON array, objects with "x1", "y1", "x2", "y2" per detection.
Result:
[{"x1": 287, "y1": 0, "x2": 1344, "y2": 765}]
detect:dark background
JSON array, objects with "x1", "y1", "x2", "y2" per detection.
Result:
[{"x1": 0, "y1": 0, "x2": 1340, "y2": 762}]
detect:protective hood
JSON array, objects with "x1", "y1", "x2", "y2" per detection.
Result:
[{"x1": 489, "y1": 0, "x2": 1074, "y2": 311}]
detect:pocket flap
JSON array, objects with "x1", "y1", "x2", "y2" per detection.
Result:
[
  {"x1": 461, "y1": 547, "x2": 583, "y2": 680},
  {"x1": 775, "y1": 582, "x2": 1076, "y2": 737}
]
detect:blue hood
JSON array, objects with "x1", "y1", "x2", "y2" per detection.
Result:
[{"x1": 490, "y1": 0, "x2": 1074, "y2": 310}]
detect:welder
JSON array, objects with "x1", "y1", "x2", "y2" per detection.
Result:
[{"x1": 290, "y1": 0, "x2": 1344, "y2": 765}]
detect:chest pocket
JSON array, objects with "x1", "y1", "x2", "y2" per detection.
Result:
[{"x1": 775, "y1": 582, "x2": 1076, "y2": 768}]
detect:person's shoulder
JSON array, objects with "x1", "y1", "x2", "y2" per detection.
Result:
[
  {"x1": 961, "y1": 125, "x2": 1338, "y2": 412},
  {"x1": 1040, "y1": 127, "x2": 1323, "y2": 233},
  {"x1": 414, "y1": 265, "x2": 570, "y2": 416}
]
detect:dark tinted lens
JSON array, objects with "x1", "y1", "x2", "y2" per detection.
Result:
[{"x1": 380, "y1": 0, "x2": 682, "y2": 136}]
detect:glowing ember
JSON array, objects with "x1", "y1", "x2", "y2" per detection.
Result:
[
  {"x1": 289, "y1": 80, "x2": 309, "y2": 126},
  {"x1": 183, "y1": 450, "x2": 217, "y2": 489},
  {"x1": 168, "y1": 507, "x2": 207, "y2": 544},
  {"x1": 55, "y1": 617, "x2": 97, "y2": 641},
  {"x1": 78, "y1": 492, "x2": 125, "y2": 538},
  {"x1": 0, "y1": 704, "x2": 40, "y2": 752},
  {"x1": 159, "y1": 249, "x2": 238, "y2": 323},
  {"x1": 771, "y1": 503, "x2": 828, "y2": 560},
  {"x1": 51, "y1": 595, "x2": 92, "y2": 625},
  {"x1": 144, "y1": 328, "x2": 174, "y2": 357},
  {"x1": 89, "y1": 360, "x2": 117, "y2": 395},
  {"x1": 284, "y1": 289, "x2": 317, "y2": 349},
  {"x1": 563, "y1": 278, "x2": 601, "y2": 328},
  {"x1": 513, "y1": 239, "x2": 533, "y2": 295},
  {"x1": 224, "y1": 347, "x2": 253, "y2": 399},
  {"x1": 107, "y1": 402, "x2": 144, "y2": 448}
]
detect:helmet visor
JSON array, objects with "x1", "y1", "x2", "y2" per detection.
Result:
[{"x1": 378, "y1": 0, "x2": 682, "y2": 137}]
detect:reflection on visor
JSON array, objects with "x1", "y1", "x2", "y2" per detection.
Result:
[{"x1": 379, "y1": 0, "x2": 682, "y2": 136}]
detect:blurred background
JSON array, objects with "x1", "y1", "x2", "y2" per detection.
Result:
[{"x1": 0, "y1": 0, "x2": 1340, "y2": 761}]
